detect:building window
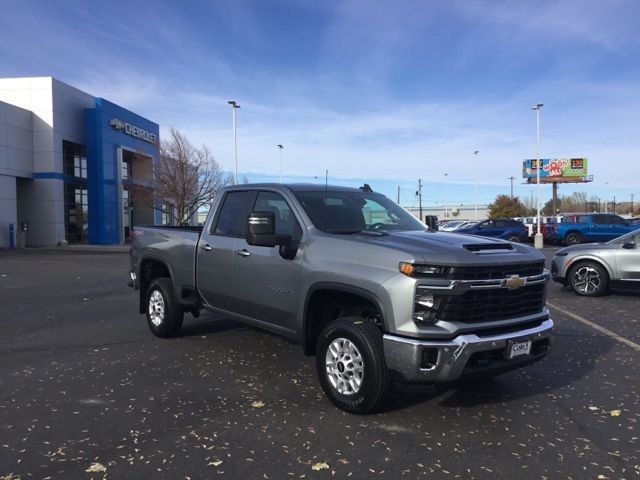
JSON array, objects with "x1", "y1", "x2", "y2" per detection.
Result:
[
  {"x1": 161, "y1": 203, "x2": 174, "y2": 226},
  {"x1": 121, "y1": 157, "x2": 132, "y2": 180},
  {"x1": 64, "y1": 183, "x2": 88, "y2": 243},
  {"x1": 63, "y1": 140, "x2": 87, "y2": 179}
]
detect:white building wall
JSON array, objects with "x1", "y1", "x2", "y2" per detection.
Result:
[
  {"x1": 0, "y1": 174, "x2": 17, "y2": 248},
  {"x1": 0, "y1": 77, "x2": 97, "y2": 246}
]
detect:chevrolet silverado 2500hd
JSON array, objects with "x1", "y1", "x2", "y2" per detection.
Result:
[{"x1": 129, "y1": 184, "x2": 553, "y2": 413}]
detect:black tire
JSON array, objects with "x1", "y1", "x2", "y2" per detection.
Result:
[
  {"x1": 316, "y1": 317, "x2": 390, "y2": 414},
  {"x1": 567, "y1": 261, "x2": 609, "y2": 297},
  {"x1": 146, "y1": 278, "x2": 183, "y2": 337},
  {"x1": 565, "y1": 232, "x2": 582, "y2": 246},
  {"x1": 506, "y1": 233, "x2": 521, "y2": 243}
]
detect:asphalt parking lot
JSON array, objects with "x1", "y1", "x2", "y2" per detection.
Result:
[{"x1": 1, "y1": 249, "x2": 639, "y2": 479}]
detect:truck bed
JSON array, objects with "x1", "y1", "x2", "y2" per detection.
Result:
[{"x1": 130, "y1": 226, "x2": 202, "y2": 292}]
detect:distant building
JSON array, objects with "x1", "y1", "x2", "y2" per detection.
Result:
[
  {"x1": 405, "y1": 204, "x2": 490, "y2": 222},
  {"x1": 0, "y1": 77, "x2": 162, "y2": 247}
]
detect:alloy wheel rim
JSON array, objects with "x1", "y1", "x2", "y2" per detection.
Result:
[
  {"x1": 325, "y1": 337, "x2": 364, "y2": 395},
  {"x1": 148, "y1": 290, "x2": 165, "y2": 326},
  {"x1": 572, "y1": 266, "x2": 600, "y2": 294}
]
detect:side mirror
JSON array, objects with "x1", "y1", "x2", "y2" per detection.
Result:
[
  {"x1": 246, "y1": 212, "x2": 292, "y2": 247},
  {"x1": 622, "y1": 241, "x2": 636, "y2": 249}
]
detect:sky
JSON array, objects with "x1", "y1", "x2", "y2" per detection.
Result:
[{"x1": 1, "y1": 0, "x2": 639, "y2": 209}]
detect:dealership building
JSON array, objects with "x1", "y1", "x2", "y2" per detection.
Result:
[{"x1": 0, "y1": 77, "x2": 162, "y2": 248}]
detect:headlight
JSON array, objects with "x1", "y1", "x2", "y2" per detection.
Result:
[
  {"x1": 413, "y1": 290, "x2": 442, "y2": 325},
  {"x1": 399, "y1": 262, "x2": 449, "y2": 277}
]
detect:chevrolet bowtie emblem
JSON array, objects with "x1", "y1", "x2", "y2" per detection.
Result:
[
  {"x1": 502, "y1": 274, "x2": 526, "y2": 289},
  {"x1": 109, "y1": 118, "x2": 125, "y2": 131}
]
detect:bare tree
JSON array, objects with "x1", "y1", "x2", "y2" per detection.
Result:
[{"x1": 136, "y1": 128, "x2": 232, "y2": 225}]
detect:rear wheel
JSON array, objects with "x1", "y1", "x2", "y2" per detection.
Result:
[
  {"x1": 316, "y1": 317, "x2": 390, "y2": 414},
  {"x1": 146, "y1": 278, "x2": 183, "y2": 337},
  {"x1": 565, "y1": 232, "x2": 583, "y2": 246},
  {"x1": 568, "y1": 261, "x2": 609, "y2": 296}
]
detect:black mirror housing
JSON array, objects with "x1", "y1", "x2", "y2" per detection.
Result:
[
  {"x1": 246, "y1": 211, "x2": 292, "y2": 247},
  {"x1": 622, "y1": 241, "x2": 636, "y2": 249}
]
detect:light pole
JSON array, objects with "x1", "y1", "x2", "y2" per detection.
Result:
[
  {"x1": 508, "y1": 176, "x2": 515, "y2": 199},
  {"x1": 416, "y1": 179, "x2": 423, "y2": 221},
  {"x1": 473, "y1": 151, "x2": 479, "y2": 220},
  {"x1": 604, "y1": 182, "x2": 609, "y2": 213},
  {"x1": 227, "y1": 100, "x2": 240, "y2": 185},
  {"x1": 532, "y1": 103, "x2": 543, "y2": 249},
  {"x1": 444, "y1": 173, "x2": 449, "y2": 219},
  {"x1": 277, "y1": 144, "x2": 284, "y2": 183}
]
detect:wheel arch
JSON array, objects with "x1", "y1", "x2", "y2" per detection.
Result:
[
  {"x1": 302, "y1": 282, "x2": 386, "y2": 356},
  {"x1": 138, "y1": 255, "x2": 175, "y2": 314},
  {"x1": 566, "y1": 255, "x2": 614, "y2": 280}
]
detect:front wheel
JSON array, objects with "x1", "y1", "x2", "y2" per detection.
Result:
[
  {"x1": 506, "y1": 233, "x2": 521, "y2": 243},
  {"x1": 146, "y1": 278, "x2": 184, "y2": 337},
  {"x1": 568, "y1": 261, "x2": 609, "y2": 296},
  {"x1": 316, "y1": 317, "x2": 390, "y2": 414}
]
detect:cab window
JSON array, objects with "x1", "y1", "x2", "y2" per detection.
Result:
[{"x1": 253, "y1": 191, "x2": 303, "y2": 241}]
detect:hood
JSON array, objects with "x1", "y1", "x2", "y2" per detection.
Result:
[
  {"x1": 556, "y1": 242, "x2": 612, "y2": 256},
  {"x1": 348, "y1": 230, "x2": 544, "y2": 267}
]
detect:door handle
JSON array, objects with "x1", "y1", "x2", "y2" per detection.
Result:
[
  {"x1": 200, "y1": 243, "x2": 213, "y2": 252},
  {"x1": 235, "y1": 249, "x2": 251, "y2": 257}
]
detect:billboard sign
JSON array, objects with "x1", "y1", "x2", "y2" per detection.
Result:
[{"x1": 522, "y1": 158, "x2": 588, "y2": 180}]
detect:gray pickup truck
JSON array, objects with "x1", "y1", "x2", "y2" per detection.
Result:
[{"x1": 129, "y1": 183, "x2": 553, "y2": 413}]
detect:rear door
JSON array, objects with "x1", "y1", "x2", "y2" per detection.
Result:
[
  {"x1": 232, "y1": 190, "x2": 304, "y2": 333},
  {"x1": 197, "y1": 190, "x2": 257, "y2": 311},
  {"x1": 589, "y1": 214, "x2": 611, "y2": 241}
]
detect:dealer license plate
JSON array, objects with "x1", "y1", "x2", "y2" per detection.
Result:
[{"x1": 507, "y1": 339, "x2": 532, "y2": 359}]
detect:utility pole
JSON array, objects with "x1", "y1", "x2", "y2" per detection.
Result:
[
  {"x1": 631, "y1": 194, "x2": 635, "y2": 216},
  {"x1": 397, "y1": 185, "x2": 400, "y2": 204},
  {"x1": 613, "y1": 196, "x2": 616, "y2": 214},
  {"x1": 416, "y1": 179, "x2": 423, "y2": 221},
  {"x1": 508, "y1": 176, "x2": 515, "y2": 199}
]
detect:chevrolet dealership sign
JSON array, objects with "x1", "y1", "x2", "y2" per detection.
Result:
[{"x1": 109, "y1": 118, "x2": 157, "y2": 144}]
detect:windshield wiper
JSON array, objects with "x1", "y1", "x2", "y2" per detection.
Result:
[{"x1": 326, "y1": 230, "x2": 389, "y2": 236}]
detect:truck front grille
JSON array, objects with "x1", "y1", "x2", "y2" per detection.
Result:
[
  {"x1": 436, "y1": 283, "x2": 545, "y2": 323},
  {"x1": 449, "y1": 261, "x2": 545, "y2": 280}
]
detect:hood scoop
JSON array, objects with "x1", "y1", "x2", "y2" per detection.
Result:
[{"x1": 464, "y1": 243, "x2": 514, "y2": 254}]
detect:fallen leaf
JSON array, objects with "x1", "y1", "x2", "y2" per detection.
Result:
[
  {"x1": 610, "y1": 410, "x2": 621, "y2": 417},
  {"x1": 208, "y1": 460, "x2": 223, "y2": 467},
  {"x1": 588, "y1": 406, "x2": 598, "y2": 411},
  {"x1": 85, "y1": 462, "x2": 107, "y2": 473},
  {"x1": 311, "y1": 462, "x2": 329, "y2": 471},
  {"x1": 251, "y1": 400, "x2": 265, "y2": 408}
]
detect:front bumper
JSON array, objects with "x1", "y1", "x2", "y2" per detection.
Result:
[{"x1": 383, "y1": 318, "x2": 553, "y2": 383}]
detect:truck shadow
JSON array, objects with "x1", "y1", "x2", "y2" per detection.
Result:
[{"x1": 384, "y1": 332, "x2": 614, "y2": 411}]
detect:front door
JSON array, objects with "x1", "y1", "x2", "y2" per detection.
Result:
[
  {"x1": 615, "y1": 232, "x2": 640, "y2": 280},
  {"x1": 197, "y1": 190, "x2": 257, "y2": 311},
  {"x1": 232, "y1": 190, "x2": 304, "y2": 333}
]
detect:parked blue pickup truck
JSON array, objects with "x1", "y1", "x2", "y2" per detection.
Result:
[{"x1": 545, "y1": 213, "x2": 637, "y2": 246}]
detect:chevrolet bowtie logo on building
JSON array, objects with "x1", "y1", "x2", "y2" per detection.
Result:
[
  {"x1": 109, "y1": 118, "x2": 157, "y2": 144},
  {"x1": 109, "y1": 118, "x2": 125, "y2": 131},
  {"x1": 502, "y1": 274, "x2": 526, "y2": 290}
]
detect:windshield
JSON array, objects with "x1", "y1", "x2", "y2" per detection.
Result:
[
  {"x1": 606, "y1": 228, "x2": 640, "y2": 245},
  {"x1": 294, "y1": 190, "x2": 426, "y2": 234}
]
